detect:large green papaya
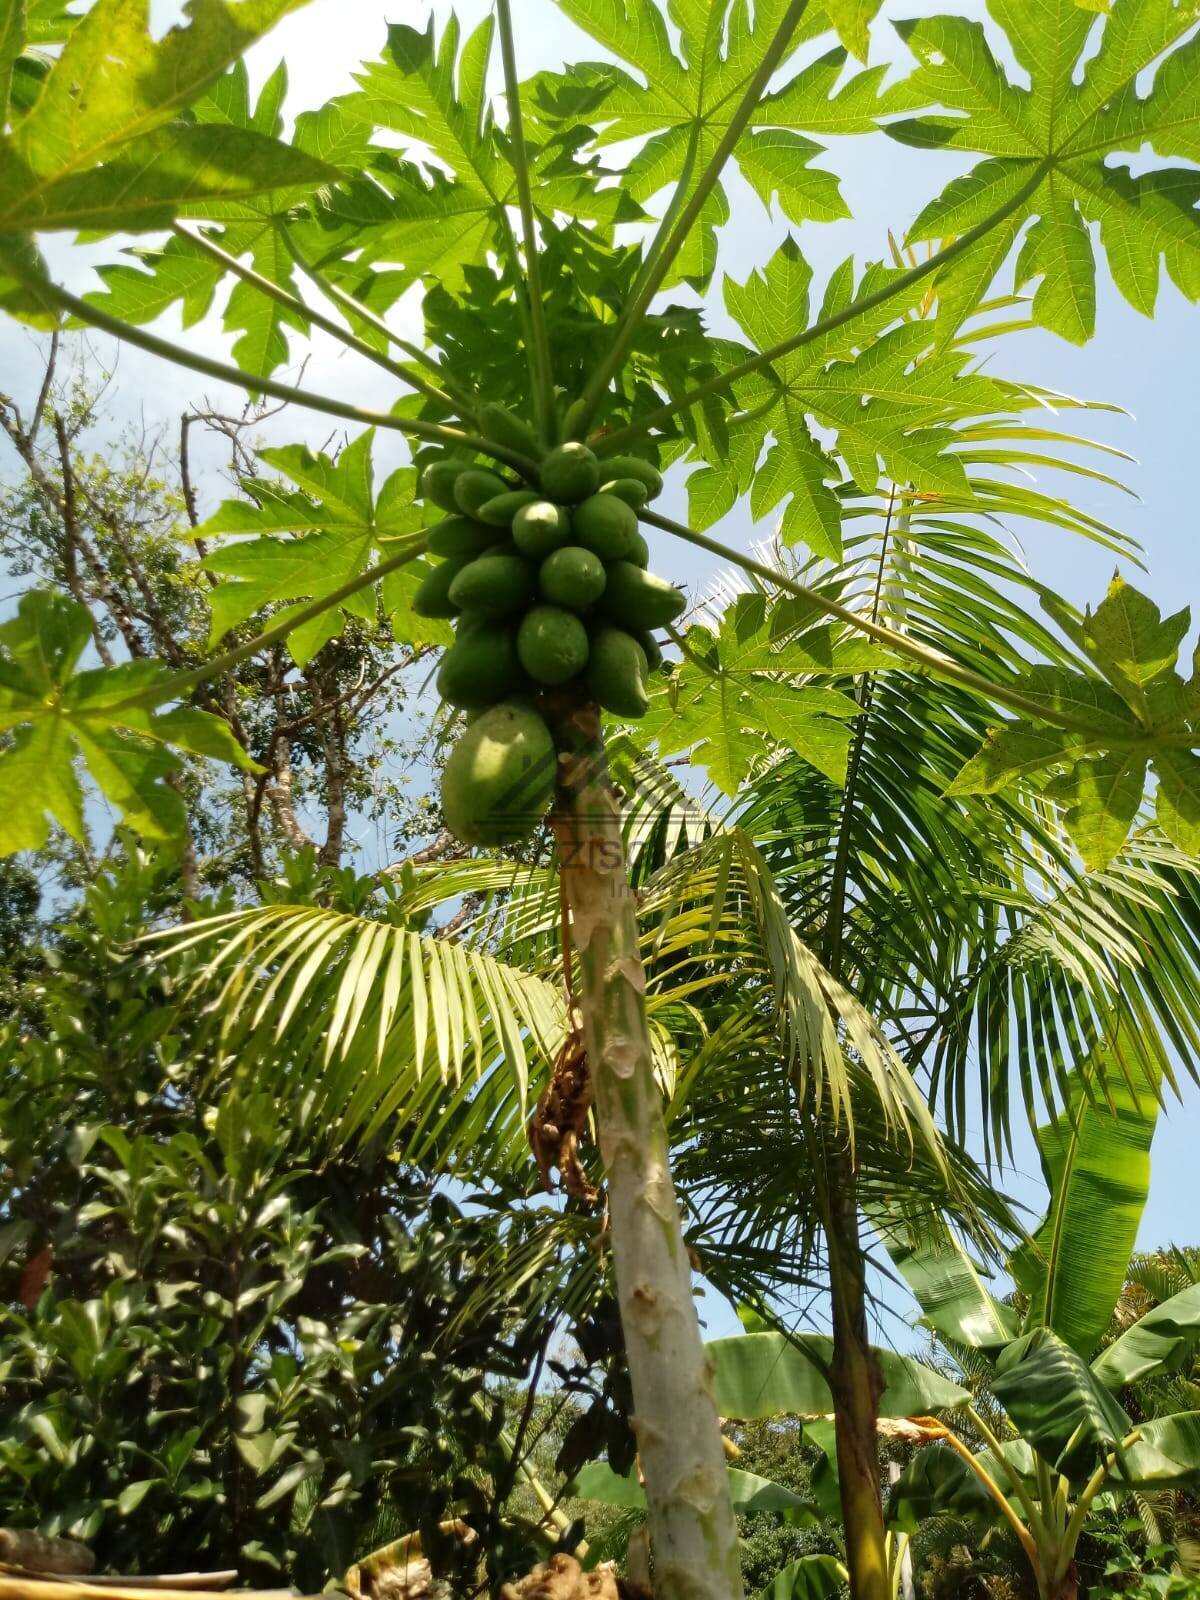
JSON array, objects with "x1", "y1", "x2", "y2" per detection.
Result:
[
  {"x1": 540, "y1": 441, "x2": 600, "y2": 503},
  {"x1": 420, "y1": 459, "x2": 467, "y2": 514},
  {"x1": 427, "y1": 515, "x2": 502, "y2": 559},
  {"x1": 436, "y1": 623, "x2": 524, "y2": 709},
  {"x1": 572, "y1": 494, "x2": 638, "y2": 560},
  {"x1": 598, "y1": 477, "x2": 649, "y2": 509},
  {"x1": 479, "y1": 488, "x2": 540, "y2": 527},
  {"x1": 587, "y1": 626, "x2": 649, "y2": 718},
  {"x1": 636, "y1": 630, "x2": 664, "y2": 673},
  {"x1": 517, "y1": 605, "x2": 589, "y2": 686},
  {"x1": 596, "y1": 454, "x2": 664, "y2": 500},
  {"x1": 513, "y1": 499, "x2": 572, "y2": 558},
  {"x1": 454, "y1": 468, "x2": 511, "y2": 519},
  {"x1": 539, "y1": 546, "x2": 606, "y2": 610},
  {"x1": 441, "y1": 701, "x2": 556, "y2": 845},
  {"x1": 448, "y1": 551, "x2": 537, "y2": 617},
  {"x1": 600, "y1": 562, "x2": 686, "y2": 629},
  {"x1": 626, "y1": 528, "x2": 650, "y2": 568},
  {"x1": 412, "y1": 555, "x2": 470, "y2": 619}
]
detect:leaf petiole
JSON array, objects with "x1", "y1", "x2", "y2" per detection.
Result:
[{"x1": 8, "y1": 262, "x2": 540, "y2": 477}]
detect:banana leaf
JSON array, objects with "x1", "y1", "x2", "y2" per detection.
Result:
[
  {"x1": 1092, "y1": 1282, "x2": 1200, "y2": 1389},
  {"x1": 756, "y1": 1556, "x2": 846, "y2": 1600},
  {"x1": 1009, "y1": 1039, "x2": 1160, "y2": 1359},
  {"x1": 708, "y1": 1332, "x2": 971, "y2": 1420},
  {"x1": 875, "y1": 1206, "x2": 1018, "y2": 1350},
  {"x1": 993, "y1": 1329, "x2": 1133, "y2": 1482},
  {"x1": 571, "y1": 1461, "x2": 821, "y2": 1521}
]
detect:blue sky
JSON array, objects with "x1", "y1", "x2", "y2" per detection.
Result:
[{"x1": 3, "y1": 0, "x2": 1197, "y2": 1346}]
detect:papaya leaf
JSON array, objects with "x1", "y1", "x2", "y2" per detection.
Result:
[
  {"x1": 0, "y1": 0, "x2": 328, "y2": 235},
  {"x1": 0, "y1": 591, "x2": 259, "y2": 857},
  {"x1": 1043, "y1": 752, "x2": 1149, "y2": 874},
  {"x1": 889, "y1": 0, "x2": 1200, "y2": 340},
  {"x1": 0, "y1": 122, "x2": 335, "y2": 233},
  {"x1": 196, "y1": 432, "x2": 436, "y2": 666},
  {"x1": 688, "y1": 240, "x2": 1013, "y2": 558},
  {"x1": 1155, "y1": 749, "x2": 1200, "y2": 855},
  {"x1": 944, "y1": 723, "x2": 1079, "y2": 797},
  {"x1": 641, "y1": 600, "x2": 861, "y2": 793},
  {"x1": 538, "y1": 1, "x2": 900, "y2": 288}
]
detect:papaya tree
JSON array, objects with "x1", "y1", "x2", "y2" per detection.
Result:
[
  {"x1": 881, "y1": 1036, "x2": 1200, "y2": 1600},
  {"x1": 4, "y1": 3, "x2": 1200, "y2": 1600}
]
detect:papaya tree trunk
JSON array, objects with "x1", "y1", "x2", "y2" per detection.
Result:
[
  {"x1": 823, "y1": 1160, "x2": 889, "y2": 1600},
  {"x1": 551, "y1": 704, "x2": 743, "y2": 1600}
]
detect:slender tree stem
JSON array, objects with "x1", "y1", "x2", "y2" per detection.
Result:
[
  {"x1": 279, "y1": 224, "x2": 481, "y2": 416},
  {"x1": 594, "y1": 162, "x2": 1050, "y2": 452},
  {"x1": 551, "y1": 704, "x2": 744, "y2": 1600},
  {"x1": 567, "y1": 0, "x2": 810, "y2": 439},
  {"x1": 13, "y1": 265, "x2": 539, "y2": 476},
  {"x1": 172, "y1": 224, "x2": 458, "y2": 412},
  {"x1": 641, "y1": 508, "x2": 1190, "y2": 744},
  {"x1": 823, "y1": 1163, "x2": 890, "y2": 1600},
  {"x1": 113, "y1": 536, "x2": 428, "y2": 712},
  {"x1": 495, "y1": 0, "x2": 557, "y2": 447}
]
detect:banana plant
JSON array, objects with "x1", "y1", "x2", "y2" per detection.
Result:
[
  {"x1": 879, "y1": 1035, "x2": 1200, "y2": 1600},
  {"x1": 571, "y1": 1327, "x2": 976, "y2": 1600}
]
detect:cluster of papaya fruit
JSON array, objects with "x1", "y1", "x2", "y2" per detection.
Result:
[{"x1": 414, "y1": 410, "x2": 686, "y2": 847}]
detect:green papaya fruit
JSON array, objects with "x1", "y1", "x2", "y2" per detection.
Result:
[
  {"x1": 517, "y1": 605, "x2": 589, "y2": 686},
  {"x1": 587, "y1": 626, "x2": 649, "y2": 718},
  {"x1": 596, "y1": 454, "x2": 664, "y2": 500},
  {"x1": 441, "y1": 701, "x2": 556, "y2": 845},
  {"x1": 636, "y1": 630, "x2": 664, "y2": 673},
  {"x1": 449, "y1": 552, "x2": 537, "y2": 618},
  {"x1": 627, "y1": 528, "x2": 650, "y2": 568},
  {"x1": 437, "y1": 624, "x2": 524, "y2": 709},
  {"x1": 572, "y1": 494, "x2": 638, "y2": 561},
  {"x1": 540, "y1": 441, "x2": 600, "y2": 503},
  {"x1": 513, "y1": 499, "x2": 572, "y2": 558},
  {"x1": 599, "y1": 477, "x2": 649, "y2": 509},
  {"x1": 478, "y1": 488, "x2": 540, "y2": 527},
  {"x1": 600, "y1": 562, "x2": 686, "y2": 629},
  {"x1": 427, "y1": 515, "x2": 503, "y2": 559},
  {"x1": 412, "y1": 555, "x2": 470, "y2": 619},
  {"x1": 454, "y1": 468, "x2": 511, "y2": 519},
  {"x1": 420, "y1": 459, "x2": 467, "y2": 514},
  {"x1": 539, "y1": 546, "x2": 607, "y2": 611},
  {"x1": 478, "y1": 402, "x2": 544, "y2": 461}
]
